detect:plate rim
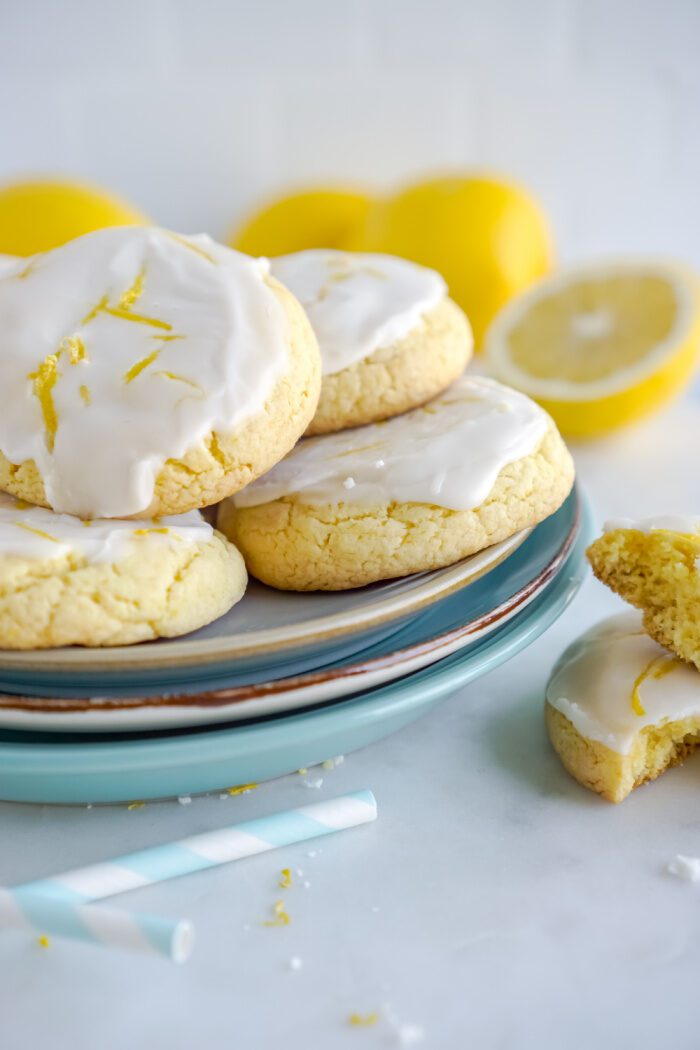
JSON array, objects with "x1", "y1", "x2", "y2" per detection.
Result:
[
  {"x1": 0, "y1": 488, "x2": 580, "y2": 716},
  {"x1": 0, "y1": 526, "x2": 530, "y2": 672}
]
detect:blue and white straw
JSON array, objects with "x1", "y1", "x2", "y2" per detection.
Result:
[
  {"x1": 17, "y1": 790, "x2": 377, "y2": 903},
  {"x1": 5, "y1": 790, "x2": 376, "y2": 957},
  {"x1": 0, "y1": 888, "x2": 193, "y2": 962}
]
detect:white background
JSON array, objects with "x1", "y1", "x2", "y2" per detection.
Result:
[
  {"x1": 2, "y1": 2, "x2": 700, "y2": 1048},
  {"x1": 1, "y1": 0, "x2": 699, "y2": 262}
]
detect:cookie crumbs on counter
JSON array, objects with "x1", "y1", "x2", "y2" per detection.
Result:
[
  {"x1": 303, "y1": 881, "x2": 311, "y2": 889},
  {"x1": 394, "y1": 1024, "x2": 425, "y2": 1046},
  {"x1": 177, "y1": 796, "x2": 192, "y2": 805},
  {"x1": 303, "y1": 777, "x2": 323, "y2": 789},
  {"x1": 288, "y1": 956, "x2": 303, "y2": 971},
  {"x1": 322, "y1": 755, "x2": 345, "y2": 770},
  {"x1": 668, "y1": 854, "x2": 700, "y2": 881}
]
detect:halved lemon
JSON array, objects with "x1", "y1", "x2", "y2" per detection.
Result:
[{"x1": 484, "y1": 261, "x2": 700, "y2": 438}]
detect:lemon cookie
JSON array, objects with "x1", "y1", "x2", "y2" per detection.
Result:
[
  {"x1": 0, "y1": 493, "x2": 246, "y2": 649},
  {"x1": 587, "y1": 518, "x2": 700, "y2": 670},
  {"x1": 0, "y1": 226, "x2": 321, "y2": 519},
  {"x1": 270, "y1": 250, "x2": 471, "y2": 434},
  {"x1": 546, "y1": 613, "x2": 700, "y2": 802},
  {"x1": 218, "y1": 377, "x2": 574, "y2": 591}
]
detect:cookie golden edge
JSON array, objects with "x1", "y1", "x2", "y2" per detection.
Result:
[
  {"x1": 218, "y1": 425, "x2": 575, "y2": 592},
  {"x1": 306, "y1": 297, "x2": 472, "y2": 436},
  {"x1": 587, "y1": 529, "x2": 700, "y2": 670},
  {"x1": 0, "y1": 529, "x2": 247, "y2": 649},
  {"x1": 0, "y1": 277, "x2": 322, "y2": 519},
  {"x1": 545, "y1": 702, "x2": 700, "y2": 803}
]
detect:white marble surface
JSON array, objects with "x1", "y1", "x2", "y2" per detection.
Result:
[{"x1": 2, "y1": 392, "x2": 700, "y2": 1049}]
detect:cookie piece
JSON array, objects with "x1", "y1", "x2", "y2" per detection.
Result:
[
  {"x1": 218, "y1": 376, "x2": 574, "y2": 590},
  {"x1": 270, "y1": 250, "x2": 471, "y2": 434},
  {"x1": 0, "y1": 227, "x2": 321, "y2": 519},
  {"x1": 546, "y1": 613, "x2": 700, "y2": 803},
  {"x1": 587, "y1": 517, "x2": 700, "y2": 669},
  {"x1": 0, "y1": 493, "x2": 247, "y2": 649}
]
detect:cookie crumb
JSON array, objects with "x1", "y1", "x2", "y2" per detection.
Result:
[
  {"x1": 289, "y1": 955, "x2": 303, "y2": 971},
  {"x1": 668, "y1": 854, "x2": 700, "y2": 881},
  {"x1": 322, "y1": 755, "x2": 345, "y2": 770},
  {"x1": 303, "y1": 777, "x2": 323, "y2": 789},
  {"x1": 395, "y1": 1024, "x2": 425, "y2": 1046},
  {"x1": 343, "y1": 476, "x2": 356, "y2": 490},
  {"x1": 177, "y1": 795, "x2": 192, "y2": 805}
]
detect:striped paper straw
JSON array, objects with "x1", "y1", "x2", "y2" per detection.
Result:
[
  {"x1": 0, "y1": 888, "x2": 193, "y2": 963},
  {"x1": 16, "y1": 790, "x2": 377, "y2": 905}
]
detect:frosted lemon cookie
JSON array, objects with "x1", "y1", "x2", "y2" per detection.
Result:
[
  {"x1": 270, "y1": 250, "x2": 471, "y2": 434},
  {"x1": 218, "y1": 377, "x2": 574, "y2": 590},
  {"x1": 546, "y1": 613, "x2": 700, "y2": 802},
  {"x1": 0, "y1": 493, "x2": 247, "y2": 649},
  {"x1": 588, "y1": 518, "x2": 700, "y2": 670},
  {"x1": 0, "y1": 227, "x2": 321, "y2": 519}
]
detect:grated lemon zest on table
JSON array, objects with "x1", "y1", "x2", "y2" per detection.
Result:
[
  {"x1": 263, "y1": 900, "x2": 291, "y2": 927},
  {"x1": 79, "y1": 384, "x2": 91, "y2": 406},
  {"x1": 38, "y1": 935, "x2": 50, "y2": 949},
  {"x1": 226, "y1": 783, "x2": 258, "y2": 796},
  {"x1": 348, "y1": 1012, "x2": 380, "y2": 1027},
  {"x1": 279, "y1": 868, "x2": 292, "y2": 889},
  {"x1": 127, "y1": 801, "x2": 145, "y2": 810}
]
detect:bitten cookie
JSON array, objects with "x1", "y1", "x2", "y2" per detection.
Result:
[
  {"x1": 0, "y1": 227, "x2": 321, "y2": 519},
  {"x1": 270, "y1": 250, "x2": 472, "y2": 434},
  {"x1": 546, "y1": 613, "x2": 700, "y2": 803},
  {"x1": 218, "y1": 376, "x2": 574, "y2": 591},
  {"x1": 0, "y1": 494, "x2": 247, "y2": 649},
  {"x1": 587, "y1": 517, "x2": 700, "y2": 670}
]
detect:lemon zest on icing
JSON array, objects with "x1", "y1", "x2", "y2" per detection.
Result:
[
  {"x1": 81, "y1": 295, "x2": 109, "y2": 326},
  {"x1": 118, "y1": 267, "x2": 146, "y2": 310},
  {"x1": 133, "y1": 527, "x2": 170, "y2": 536},
  {"x1": 153, "y1": 371, "x2": 203, "y2": 393},
  {"x1": 165, "y1": 231, "x2": 216, "y2": 265},
  {"x1": 104, "y1": 305, "x2": 172, "y2": 331},
  {"x1": 27, "y1": 354, "x2": 60, "y2": 451},
  {"x1": 262, "y1": 900, "x2": 291, "y2": 927},
  {"x1": 348, "y1": 1013, "x2": 380, "y2": 1027},
  {"x1": 60, "y1": 336, "x2": 88, "y2": 364},
  {"x1": 79, "y1": 384, "x2": 91, "y2": 406},
  {"x1": 152, "y1": 334, "x2": 185, "y2": 342},
  {"x1": 630, "y1": 654, "x2": 679, "y2": 716},
  {"x1": 123, "y1": 349, "x2": 162, "y2": 384},
  {"x1": 13, "y1": 522, "x2": 61, "y2": 543},
  {"x1": 279, "y1": 868, "x2": 292, "y2": 889}
]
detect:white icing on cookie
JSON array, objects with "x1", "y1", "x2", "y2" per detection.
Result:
[
  {"x1": 233, "y1": 376, "x2": 549, "y2": 511},
  {"x1": 0, "y1": 491, "x2": 212, "y2": 564},
  {"x1": 546, "y1": 613, "x2": 699, "y2": 754},
  {"x1": 270, "y1": 249, "x2": 447, "y2": 375},
  {"x1": 0, "y1": 227, "x2": 290, "y2": 518},
  {"x1": 605, "y1": 516, "x2": 700, "y2": 535}
]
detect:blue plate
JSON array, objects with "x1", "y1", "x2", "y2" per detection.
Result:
[
  {"x1": 0, "y1": 495, "x2": 592, "y2": 804},
  {"x1": 1, "y1": 488, "x2": 581, "y2": 700}
]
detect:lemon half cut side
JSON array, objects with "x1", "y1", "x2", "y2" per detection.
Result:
[{"x1": 484, "y1": 260, "x2": 700, "y2": 438}]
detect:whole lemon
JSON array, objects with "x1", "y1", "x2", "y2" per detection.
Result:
[
  {"x1": 231, "y1": 187, "x2": 372, "y2": 257},
  {"x1": 353, "y1": 174, "x2": 553, "y2": 348},
  {"x1": 0, "y1": 178, "x2": 149, "y2": 256}
]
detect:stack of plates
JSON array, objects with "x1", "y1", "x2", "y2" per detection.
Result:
[{"x1": 0, "y1": 486, "x2": 592, "y2": 804}]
